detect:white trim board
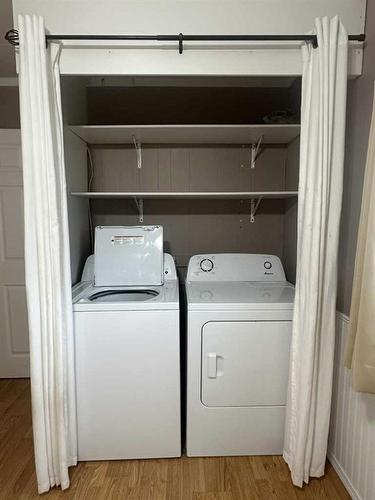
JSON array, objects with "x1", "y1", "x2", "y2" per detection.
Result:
[
  {"x1": 86, "y1": 76, "x2": 298, "y2": 88},
  {"x1": 56, "y1": 43, "x2": 363, "y2": 77},
  {"x1": 12, "y1": 1, "x2": 366, "y2": 37},
  {"x1": 12, "y1": 0, "x2": 365, "y2": 77}
]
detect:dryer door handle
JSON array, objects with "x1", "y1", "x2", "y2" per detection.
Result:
[{"x1": 207, "y1": 353, "x2": 217, "y2": 378}]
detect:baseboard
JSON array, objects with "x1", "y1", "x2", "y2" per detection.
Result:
[{"x1": 327, "y1": 451, "x2": 362, "y2": 500}]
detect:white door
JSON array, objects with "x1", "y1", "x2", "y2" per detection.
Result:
[
  {"x1": 201, "y1": 320, "x2": 291, "y2": 407},
  {"x1": 0, "y1": 130, "x2": 29, "y2": 377}
]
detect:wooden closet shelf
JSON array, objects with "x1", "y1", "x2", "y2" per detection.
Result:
[
  {"x1": 69, "y1": 124, "x2": 300, "y2": 145},
  {"x1": 70, "y1": 191, "x2": 298, "y2": 200}
]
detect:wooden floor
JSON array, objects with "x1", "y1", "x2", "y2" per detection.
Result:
[{"x1": 0, "y1": 379, "x2": 350, "y2": 500}]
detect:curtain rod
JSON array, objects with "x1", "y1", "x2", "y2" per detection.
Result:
[{"x1": 4, "y1": 29, "x2": 365, "y2": 53}]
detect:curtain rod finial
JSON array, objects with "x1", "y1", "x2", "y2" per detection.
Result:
[{"x1": 5, "y1": 29, "x2": 19, "y2": 46}]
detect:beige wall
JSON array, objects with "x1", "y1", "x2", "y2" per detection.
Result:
[
  {"x1": 0, "y1": 0, "x2": 16, "y2": 77},
  {"x1": 0, "y1": 0, "x2": 18, "y2": 128},
  {"x1": 337, "y1": 2, "x2": 375, "y2": 315},
  {"x1": 0, "y1": 87, "x2": 19, "y2": 128},
  {"x1": 329, "y1": 8, "x2": 375, "y2": 495}
]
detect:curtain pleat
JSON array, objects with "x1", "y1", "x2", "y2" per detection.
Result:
[
  {"x1": 283, "y1": 17, "x2": 348, "y2": 487},
  {"x1": 18, "y1": 14, "x2": 77, "y2": 494}
]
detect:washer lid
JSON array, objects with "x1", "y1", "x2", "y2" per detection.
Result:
[
  {"x1": 94, "y1": 225, "x2": 163, "y2": 286},
  {"x1": 186, "y1": 281, "x2": 294, "y2": 310}
]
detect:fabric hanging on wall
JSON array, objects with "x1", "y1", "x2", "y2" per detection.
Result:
[
  {"x1": 345, "y1": 84, "x2": 375, "y2": 394},
  {"x1": 18, "y1": 15, "x2": 77, "y2": 493},
  {"x1": 283, "y1": 17, "x2": 348, "y2": 487}
]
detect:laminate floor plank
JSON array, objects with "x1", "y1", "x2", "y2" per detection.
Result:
[{"x1": 0, "y1": 380, "x2": 351, "y2": 500}]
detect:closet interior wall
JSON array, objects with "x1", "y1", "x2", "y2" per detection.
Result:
[
  {"x1": 63, "y1": 77, "x2": 300, "y2": 283},
  {"x1": 61, "y1": 76, "x2": 91, "y2": 284},
  {"x1": 283, "y1": 137, "x2": 299, "y2": 283}
]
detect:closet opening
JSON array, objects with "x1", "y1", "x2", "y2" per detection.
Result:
[{"x1": 61, "y1": 75, "x2": 301, "y2": 286}]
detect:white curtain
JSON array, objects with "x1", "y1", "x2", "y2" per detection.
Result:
[
  {"x1": 18, "y1": 15, "x2": 77, "y2": 493},
  {"x1": 345, "y1": 84, "x2": 375, "y2": 394},
  {"x1": 283, "y1": 17, "x2": 348, "y2": 487}
]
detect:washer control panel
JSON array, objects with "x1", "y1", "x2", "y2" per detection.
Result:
[{"x1": 187, "y1": 254, "x2": 286, "y2": 282}]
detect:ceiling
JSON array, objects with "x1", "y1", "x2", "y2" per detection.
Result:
[{"x1": 0, "y1": 0, "x2": 16, "y2": 78}]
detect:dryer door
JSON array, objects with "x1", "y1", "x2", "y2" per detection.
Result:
[{"x1": 201, "y1": 321, "x2": 291, "y2": 407}]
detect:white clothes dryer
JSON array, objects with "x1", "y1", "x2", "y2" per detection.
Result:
[
  {"x1": 185, "y1": 253, "x2": 294, "y2": 456},
  {"x1": 73, "y1": 226, "x2": 180, "y2": 461}
]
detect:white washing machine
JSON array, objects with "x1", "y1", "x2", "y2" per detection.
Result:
[
  {"x1": 73, "y1": 225, "x2": 180, "y2": 460},
  {"x1": 186, "y1": 253, "x2": 294, "y2": 456}
]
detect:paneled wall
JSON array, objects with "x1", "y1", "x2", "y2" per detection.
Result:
[
  {"x1": 329, "y1": 313, "x2": 375, "y2": 500},
  {"x1": 90, "y1": 146, "x2": 287, "y2": 192},
  {"x1": 90, "y1": 145, "x2": 291, "y2": 271}
]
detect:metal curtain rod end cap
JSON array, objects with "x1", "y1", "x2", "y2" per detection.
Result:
[{"x1": 5, "y1": 29, "x2": 19, "y2": 46}]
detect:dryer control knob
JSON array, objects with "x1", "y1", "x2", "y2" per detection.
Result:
[
  {"x1": 264, "y1": 260, "x2": 272, "y2": 270},
  {"x1": 200, "y1": 258, "x2": 214, "y2": 273}
]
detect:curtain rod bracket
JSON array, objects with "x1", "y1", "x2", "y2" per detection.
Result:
[
  {"x1": 134, "y1": 197, "x2": 144, "y2": 223},
  {"x1": 132, "y1": 135, "x2": 142, "y2": 169},
  {"x1": 251, "y1": 135, "x2": 263, "y2": 169}
]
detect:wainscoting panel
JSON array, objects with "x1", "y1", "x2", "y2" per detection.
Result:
[{"x1": 328, "y1": 313, "x2": 375, "y2": 500}]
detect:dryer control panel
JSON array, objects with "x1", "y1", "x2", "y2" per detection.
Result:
[{"x1": 187, "y1": 254, "x2": 286, "y2": 282}]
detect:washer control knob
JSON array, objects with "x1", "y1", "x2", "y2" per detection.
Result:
[
  {"x1": 200, "y1": 258, "x2": 214, "y2": 273},
  {"x1": 264, "y1": 260, "x2": 272, "y2": 270}
]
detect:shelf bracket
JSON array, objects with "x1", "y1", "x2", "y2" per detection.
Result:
[
  {"x1": 134, "y1": 197, "x2": 144, "y2": 223},
  {"x1": 251, "y1": 135, "x2": 263, "y2": 169},
  {"x1": 250, "y1": 197, "x2": 262, "y2": 223},
  {"x1": 132, "y1": 135, "x2": 142, "y2": 169}
]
